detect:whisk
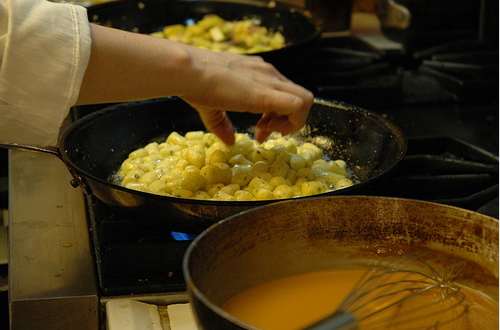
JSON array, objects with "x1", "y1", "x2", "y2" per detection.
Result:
[{"x1": 304, "y1": 258, "x2": 469, "y2": 330}]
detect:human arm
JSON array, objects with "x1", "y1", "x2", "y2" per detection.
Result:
[{"x1": 78, "y1": 23, "x2": 313, "y2": 144}]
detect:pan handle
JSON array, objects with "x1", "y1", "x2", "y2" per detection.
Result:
[
  {"x1": 0, "y1": 143, "x2": 60, "y2": 158},
  {"x1": 0, "y1": 143, "x2": 85, "y2": 189}
]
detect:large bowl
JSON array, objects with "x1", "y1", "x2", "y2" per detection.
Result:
[{"x1": 183, "y1": 196, "x2": 499, "y2": 329}]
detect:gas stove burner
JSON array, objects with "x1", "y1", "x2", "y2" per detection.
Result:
[
  {"x1": 415, "y1": 40, "x2": 499, "y2": 102},
  {"x1": 280, "y1": 35, "x2": 389, "y2": 75},
  {"x1": 275, "y1": 35, "x2": 499, "y2": 108},
  {"x1": 277, "y1": 35, "x2": 402, "y2": 107},
  {"x1": 373, "y1": 136, "x2": 499, "y2": 217},
  {"x1": 86, "y1": 195, "x2": 194, "y2": 295}
]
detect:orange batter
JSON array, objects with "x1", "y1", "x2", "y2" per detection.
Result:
[{"x1": 223, "y1": 269, "x2": 498, "y2": 330}]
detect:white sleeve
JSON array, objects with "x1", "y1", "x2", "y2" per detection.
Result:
[{"x1": 0, "y1": 0, "x2": 91, "y2": 146}]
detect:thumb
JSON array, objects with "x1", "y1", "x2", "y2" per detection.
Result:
[{"x1": 195, "y1": 106, "x2": 235, "y2": 145}]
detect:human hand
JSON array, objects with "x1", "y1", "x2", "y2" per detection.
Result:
[{"x1": 179, "y1": 45, "x2": 313, "y2": 145}]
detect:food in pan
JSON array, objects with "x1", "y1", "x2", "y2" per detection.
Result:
[
  {"x1": 150, "y1": 14, "x2": 285, "y2": 54},
  {"x1": 117, "y1": 131, "x2": 353, "y2": 201}
]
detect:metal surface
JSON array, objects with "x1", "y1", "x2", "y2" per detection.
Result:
[
  {"x1": 306, "y1": 311, "x2": 356, "y2": 330},
  {"x1": 8, "y1": 150, "x2": 98, "y2": 330},
  {"x1": 0, "y1": 143, "x2": 59, "y2": 157}
]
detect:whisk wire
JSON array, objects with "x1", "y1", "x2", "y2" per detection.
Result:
[
  {"x1": 354, "y1": 283, "x2": 437, "y2": 321},
  {"x1": 333, "y1": 258, "x2": 469, "y2": 330},
  {"x1": 338, "y1": 267, "x2": 380, "y2": 309},
  {"x1": 364, "y1": 284, "x2": 469, "y2": 329},
  {"x1": 348, "y1": 281, "x2": 435, "y2": 314},
  {"x1": 341, "y1": 268, "x2": 436, "y2": 312}
]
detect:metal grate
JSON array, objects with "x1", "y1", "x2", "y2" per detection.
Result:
[
  {"x1": 416, "y1": 40, "x2": 499, "y2": 102},
  {"x1": 371, "y1": 137, "x2": 499, "y2": 215}
]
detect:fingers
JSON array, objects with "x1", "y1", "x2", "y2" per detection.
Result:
[
  {"x1": 255, "y1": 113, "x2": 272, "y2": 142},
  {"x1": 187, "y1": 52, "x2": 312, "y2": 117},
  {"x1": 267, "y1": 80, "x2": 313, "y2": 133},
  {"x1": 250, "y1": 74, "x2": 313, "y2": 135},
  {"x1": 243, "y1": 64, "x2": 313, "y2": 129},
  {"x1": 251, "y1": 73, "x2": 313, "y2": 111},
  {"x1": 194, "y1": 106, "x2": 235, "y2": 145},
  {"x1": 182, "y1": 48, "x2": 313, "y2": 142},
  {"x1": 255, "y1": 113, "x2": 297, "y2": 143},
  {"x1": 286, "y1": 105, "x2": 310, "y2": 132},
  {"x1": 266, "y1": 115, "x2": 295, "y2": 136},
  {"x1": 247, "y1": 87, "x2": 306, "y2": 115}
]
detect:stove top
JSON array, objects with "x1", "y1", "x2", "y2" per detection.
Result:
[
  {"x1": 276, "y1": 36, "x2": 498, "y2": 109},
  {"x1": 69, "y1": 34, "x2": 499, "y2": 297},
  {"x1": 85, "y1": 137, "x2": 498, "y2": 296}
]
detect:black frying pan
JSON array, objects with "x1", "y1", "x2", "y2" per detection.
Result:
[
  {"x1": 74, "y1": 98, "x2": 404, "y2": 227},
  {"x1": 86, "y1": 0, "x2": 321, "y2": 61},
  {"x1": 1, "y1": 98, "x2": 406, "y2": 231}
]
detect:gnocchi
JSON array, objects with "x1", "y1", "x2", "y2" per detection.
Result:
[
  {"x1": 150, "y1": 15, "x2": 285, "y2": 54},
  {"x1": 117, "y1": 131, "x2": 354, "y2": 201}
]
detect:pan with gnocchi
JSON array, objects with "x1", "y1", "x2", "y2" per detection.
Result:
[
  {"x1": 150, "y1": 15, "x2": 285, "y2": 54},
  {"x1": 116, "y1": 131, "x2": 354, "y2": 201}
]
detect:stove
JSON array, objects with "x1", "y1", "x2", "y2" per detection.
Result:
[
  {"x1": 64, "y1": 33, "x2": 499, "y2": 299},
  {"x1": 9, "y1": 32, "x2": 498, "y2": 330}
]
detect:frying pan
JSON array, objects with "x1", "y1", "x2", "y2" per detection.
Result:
[
  {"x1": 86, "y1": 0, "x2": 321, "y2": 61},
  {"x1": 1, "y1": 98, "x2": 406, "y2": 230}
]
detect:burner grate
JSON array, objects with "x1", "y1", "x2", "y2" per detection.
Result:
[
  {"x1": 276, "y1": 35, "x2": 402, "y2": 108},
  {"x1": 416, "y1": 40, "x2": 499, "y2": 102},
  {"x1": 373, "y1": 137, "x2": 499, "y2": 215}
]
